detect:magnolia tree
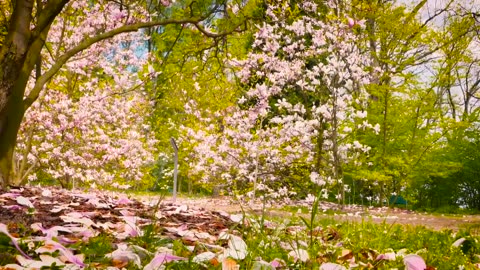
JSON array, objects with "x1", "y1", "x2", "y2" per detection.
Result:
[
  {"x1": 15, "y1": 78, "x2": 158, "y2": 188},
  {"x1": 0, "y1": 0, "x2": 247, "y2": 187},
  {"x1": 12, "y1": 2, "x2": 159, "y2": 188},
  {"x1": 183, "y1": 1, "x2": 378, "y2": 202}
]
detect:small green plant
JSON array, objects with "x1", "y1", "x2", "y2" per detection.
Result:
[{"x1": 78, "y1": 233, "x2": 115, "y2": 264}]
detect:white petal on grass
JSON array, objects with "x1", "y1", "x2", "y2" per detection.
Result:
[
  {"x1": 193, "y1": 251, "x2": 216, "y2": 263},
  {"x1": 251, "y1": 260, "x2": 275, "y2": 270},
  {"x1": 452, "y1": 238, "x2": 466, "y2": 247},
  {"x1": 404, "y1": 254, "x2": 427, "y2": 270},
  {"x1": 218, "y1": 231, "x2": 231, "y2": 240},
  {"x1": 225, "y1": 235, "x2": 248, "y2": 260},
  {"x1": 396, "y1": 248, "x2": 408, "y2": 258},
  {"x1": 15, "y1": 254, "x2": 66, "y2": 268},
  {"x1": 16, "y1": 196, "x2": 34, "y2": 208},
  {"x1": 144, "y1": 253, "x2": 187, "y2": 270},
  {"x1": 128, "y1": 244, "x2": 153, "y2": 259},
  {"x1": 288, "y1": 249, "x2": 309, "y2": 262},
  {"x1": 105, "y1": 249, "x2": 142, "y2": 268},
  {"x1": 35, "y1": 240, "x2": 85, "y2": 267},
  {"x1": 319, "y1": 262, "x2": 347, "y2": 270},
  {"x1": 230, "y1": 214, "x2": 243, "y2": 223},
  {"x1": 39, "y1": 255, "x2": 66, "y2": 266}
]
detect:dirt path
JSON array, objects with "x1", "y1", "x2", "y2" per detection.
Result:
[{"x1": 135, "y1": 195, "x2": 480, "y2": 232}]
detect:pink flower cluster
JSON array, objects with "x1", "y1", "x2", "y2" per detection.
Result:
[
  {"x1": 183, "y1": 0, "x2": 377, "y2": 200},
  {"x1": 16, "y1": 0, "x2": 158, "y2": 187}
]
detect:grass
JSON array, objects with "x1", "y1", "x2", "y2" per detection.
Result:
[{"x1": 240, "y1": 215, "x2": 480, "y2": 269}]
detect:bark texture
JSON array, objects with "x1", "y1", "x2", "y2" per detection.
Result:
[{"x1": 0, "y1": 0, "x2": 68, "y2": 188}]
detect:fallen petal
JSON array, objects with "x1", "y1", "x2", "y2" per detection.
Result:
[
  {"x1": 116, "y1": 197, "x2": 132, "y2": 205},
  {"x1": 144, "y1": 253, "x2": 187, "y2": 270},
  {"x1": 16, "y1": 196, "x2": 35, "y2": 208},
  {"x1": 452, "y1": 238, "x2": 466, "y2": 248},
  {"x1": 252, "y1": 260, "x2": 274, "y2": 270},
  {"x1": 2, "y1": 205, "x2": 23, "y2": 210},
  {"x1": 42, "y1": 190, "x2": 53, "y2": 197},
  {"x1": 288, "y1": 249, "x2": 309, "y2": 263},
  {"x1": 36, "y1": 240, "x2": 85, "y2": 267},
  {"x1": 106, "y1": 249, "x2": 142, "y2": 268},
  {"x1": 193, "y1": 251, "x2": 216, "y2": 263},
  {"x1": 270, "y1": 258, "x2": 285, "y2": 268},
  {"x1": 319, "y1": 262, "x2": 347, "y2": 270},
  {"x1": 404, "y1": 254, "x2": 427, "y2": 270},
  {"x1": 376, "y1": 251, "x2": 396, "y2": 261},
  {"x1": 225, "y1": 235, "x2": 248, "y2": 260}
]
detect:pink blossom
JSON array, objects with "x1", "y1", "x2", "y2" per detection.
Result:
[
  {"x1": 144, "y1": 253, "x2": 187, "y2": 270},
  {"x1": 404, "y1": 254, "x2": 427, "y2": 270}
]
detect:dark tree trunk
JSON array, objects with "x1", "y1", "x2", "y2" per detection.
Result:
[
  {"x1": 0, "y1": 0, "x2": 35, "y2": 188},
  {"x1": 0, "y1": 0, "x2": 68, "y2": 188},
  {"x1": 0, "y1": 90, "x2": 27, "y2": 189},
  {"x1": 0, "y1": 0, "x2": 230, "y2": 188}
]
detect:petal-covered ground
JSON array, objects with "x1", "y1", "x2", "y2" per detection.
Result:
[
  {"x1": 0, "y1": 187, "x2": 478, "y2": 269},
  {"x1": 0, "y1": 186, "x2": 238, "y2": 269},
  {"x1": 158, "y1": 196, "x2": 480, "y2": 231}
]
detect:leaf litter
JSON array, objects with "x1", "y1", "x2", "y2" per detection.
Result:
[
  {"x1": 0, "y1": 186, "x2": 236, "y2": 269},
  {"x1": 0, "y1": 186, "x2": 475, "y2": 269}
]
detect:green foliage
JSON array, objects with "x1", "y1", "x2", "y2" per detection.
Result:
[
  {"x1": 130, "y1": 224, "x2": 172, "y2": 251},
  {"x1": 78, "y1": 233, "x2": 115, "y2": 264},
  {"x1": 220, "y1": 210, "x2": 480, "y2": 269},
  {"x1": 0, "y1": 234, "x2": 17, "y2": 263}
]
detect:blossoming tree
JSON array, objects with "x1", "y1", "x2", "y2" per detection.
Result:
[
  {"x1": 10, "y1": 1, "x2": 160, "y2": 188},
  {"x1": 0, "y1": 0, "x2": 248, "y2": 187},
  {"x1": 184, "y1": 1, "x2": 377, "y2": 202}
]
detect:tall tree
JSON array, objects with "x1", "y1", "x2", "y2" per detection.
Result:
[
  {"x1": 184, "y1": 0, "x2": 374, "y2": 201},
  {"x1": 0, "y1": 0, "x2": 247, "y2": 188},
  {"x1": 344, "y1": 0, "x2": 478, "y2": 203}
]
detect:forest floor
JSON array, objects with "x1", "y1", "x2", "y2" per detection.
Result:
[
  {"x1": 136, "y1": 195, "x2": 480, "y2": 232},
  {"x1": 0, "y1": 187, "x2": 479, "y2": 268},
  {"x1": 0, "y1": 187, "x2": 477, "y2": 234}
]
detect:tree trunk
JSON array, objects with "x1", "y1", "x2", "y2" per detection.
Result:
[
  {"x1": 0, "y1": 0, "x2": 237, "y2": 188},
  {"x1": 0, "y1": 80, "x2": 28, "y2": 189},
  {"x1": 0, "y1": 0, "x2": 68, "y2": 188}
]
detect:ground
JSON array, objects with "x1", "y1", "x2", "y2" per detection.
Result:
[
  {"x1": 1, "y1": 187, "x2": 478, "y2": 237},
  {"x1": 139, "y1": 195, "x2": 480, "y2": 232},
  {"x1": 0, "y1": 187, "x2": 479, "y2": 269}
]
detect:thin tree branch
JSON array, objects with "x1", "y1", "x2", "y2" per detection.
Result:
[{"x1": 25, "y1": 16, "x2": 234, "y2": 108}]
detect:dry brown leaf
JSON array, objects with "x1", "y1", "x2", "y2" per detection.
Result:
[{"x1": 222, "y1": 257, "x2": 239, "y2": 270}]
